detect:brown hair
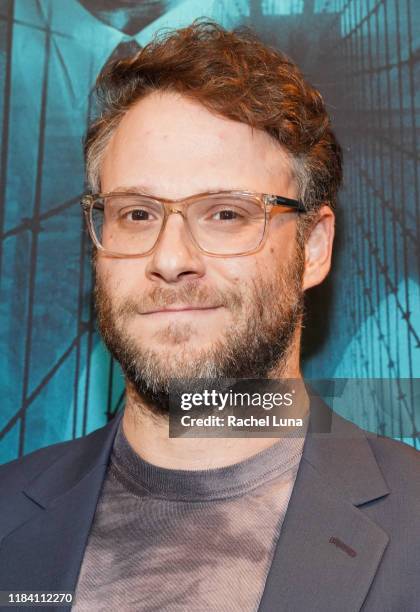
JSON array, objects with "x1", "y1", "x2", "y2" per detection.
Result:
[{"x1": 85, "y1": 20, "x2": 342, "y2": 226}]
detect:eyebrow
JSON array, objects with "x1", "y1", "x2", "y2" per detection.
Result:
[
  {"x1": 106, "y1": 185, "x2": 246, "y2": 198},
  {"x1": 108, "y1": 185, "x2": 157, "y2": 196}
]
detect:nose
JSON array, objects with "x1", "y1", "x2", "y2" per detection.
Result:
[{"x1": 145, "y1": 211, "x2": 206, "y2": 284}]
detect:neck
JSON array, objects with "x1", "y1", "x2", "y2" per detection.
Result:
[{"x1": 121, "y1": 344, "x2": 308, "y2": 470}]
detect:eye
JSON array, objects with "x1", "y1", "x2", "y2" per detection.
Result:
[
  {"x1": 127, "y1": 209, "x2": 149, "y2": 221},
  {"x1": 213, "y1": 209, "x2": 242, "y2": 221},
  {"x1": 119, "y1": 207, "x2": 158, "y2": 222},
  {"x1": 216, "y1": 210, "x2": 239, "y2": 221}
]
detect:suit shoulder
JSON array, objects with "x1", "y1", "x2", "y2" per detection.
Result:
[
  {"x1": 334, "y1": 408, "x2": 420, "y2": 472},
  {"x1": 0, "y1": 422, "x2": 110, "y2": 494},
  {"x1": 368, "y1": 433, "x2": 420, "y2": 465},
  {"x1": 367, "y1": 434, "x2": 420, "y2": 494}
]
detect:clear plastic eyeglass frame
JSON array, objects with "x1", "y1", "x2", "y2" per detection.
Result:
[{"x1": 80, "y1": 190, "x2": 306, "y2": 258}]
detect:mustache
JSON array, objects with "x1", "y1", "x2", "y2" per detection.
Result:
[{"x1": 113, "y1": 280, "x2": 242, "y2": 317}]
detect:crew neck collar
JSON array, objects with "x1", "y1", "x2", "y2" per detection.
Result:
[{"x1": 110, "y1": 416, "x2": 308, "y2": 502}]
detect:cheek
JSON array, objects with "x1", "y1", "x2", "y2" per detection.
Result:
[
  {"x1": 267, "y1": 221, "x2": 297, "y2": 261},
  {"x1": 210, "y1": 258, "x2": 260, "y2": 285},
  {"x1": 209, "y1": 240, "x2": 288, "y2": 285},
  {"x1": 96, "y1": 258, "x2": 148, "y2": 296}
]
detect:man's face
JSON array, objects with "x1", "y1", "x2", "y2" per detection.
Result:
[{"x1": 95, "y1": 91, "x2": 306, "y2": 413}]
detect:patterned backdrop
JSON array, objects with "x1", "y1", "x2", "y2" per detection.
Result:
[{"x1": 0, "y1": 0, "x2": 419, "y2": 462}]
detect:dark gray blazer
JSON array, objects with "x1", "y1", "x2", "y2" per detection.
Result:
[{"x1": 0, "y1": 398, "x2": 419, "y2": 612}]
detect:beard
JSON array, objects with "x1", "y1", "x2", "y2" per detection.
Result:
[{"x1": 93, "y1": 246, "x2": 305, "y2": 417}]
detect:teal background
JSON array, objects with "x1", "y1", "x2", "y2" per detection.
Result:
[{"x1": 0, "y1": 0, "x2": 419, "y2": 462}]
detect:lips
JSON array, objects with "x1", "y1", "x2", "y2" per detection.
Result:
[{"x1": 141, "y1": 305, "x2": 222, "y2": 315}]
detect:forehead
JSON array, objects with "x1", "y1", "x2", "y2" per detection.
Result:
[{"x1": 100, "y1": 91, "x2": 295, "y2": 198}]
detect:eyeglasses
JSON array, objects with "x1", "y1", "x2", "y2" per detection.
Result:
[{"x1": 80, "y1": 190, "x2": 306, "y2": 258}]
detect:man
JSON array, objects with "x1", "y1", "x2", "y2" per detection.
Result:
[{"x1": 0, "y1": 21, "x2": 419, "y2": 612}]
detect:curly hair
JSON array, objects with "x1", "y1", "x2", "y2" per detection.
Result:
[{"x1": 84, "y1": 20, "x2": 342, "y2": 230}]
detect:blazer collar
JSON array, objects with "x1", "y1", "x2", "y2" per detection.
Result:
[
  {"x1": 22, "y1": 410, "x2": 123, "y2": 510},
  {"x1": 302, "y1": 392, "x2": 390, "y2": 505}
]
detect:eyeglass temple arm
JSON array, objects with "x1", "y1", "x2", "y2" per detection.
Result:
[{"x1": 267, "y1": 195, "x2": 306, "y2": 213}]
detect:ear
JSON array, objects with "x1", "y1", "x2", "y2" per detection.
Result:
[{"x1": 302, "y1": 205, "x2": 335, "y2": 291}]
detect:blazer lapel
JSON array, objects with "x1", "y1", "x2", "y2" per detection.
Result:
[
  {"x1": 258, "y1": 396, "x2": 390, "y2": 612},
  {"x1": 0, "y1": 410, "x2": 123, "y2": 594}
]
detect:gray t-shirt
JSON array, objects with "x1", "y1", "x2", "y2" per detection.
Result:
[{"x1": 73, "y1": 417, "x2": 307, "y2": 611}]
